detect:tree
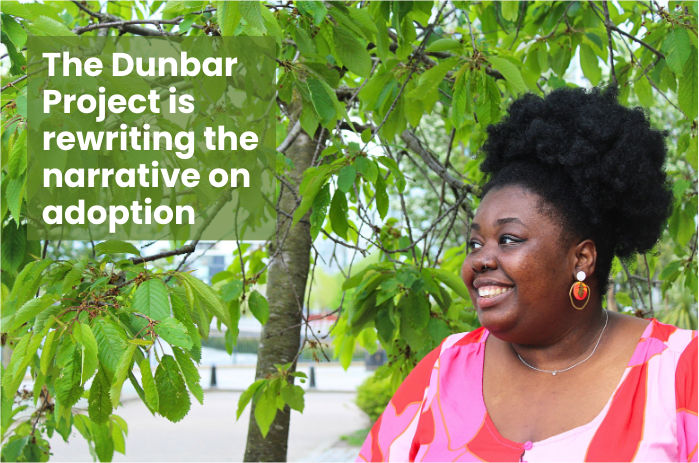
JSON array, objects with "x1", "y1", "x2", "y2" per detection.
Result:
[{"x1": 1, "y1": 1, "x2": 696, "y2": 462}]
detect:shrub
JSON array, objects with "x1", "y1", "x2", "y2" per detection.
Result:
[{"x1": 355, "y1": 373, "x2": 396, "y2": 423}]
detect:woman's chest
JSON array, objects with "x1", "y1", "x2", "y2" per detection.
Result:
[{"x1": 482, "y1": 351, "x2": 629, "y2": 443}]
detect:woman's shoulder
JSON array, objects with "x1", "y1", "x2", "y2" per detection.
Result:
[
  {"x1": 643, "y1": 318, "x2": 697, "y2": 355},
  {"x1": 434, "y1": 326, "x2": 489, "y2": 356}
]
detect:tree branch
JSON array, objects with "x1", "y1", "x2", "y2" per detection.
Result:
[
  {"x1": 602, "y1": 1, "x2": 618, "y2": 86},
  {"x1": 400, "y1": 130, "x2": 475, "y2": 194}
]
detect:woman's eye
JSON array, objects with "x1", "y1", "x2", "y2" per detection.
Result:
[
  {"x1": 468, "y1": 240, "x2": 482, "y2": 250},
  {"x1": 500, "y1": 235, "x2": 522, "y2": 245}
]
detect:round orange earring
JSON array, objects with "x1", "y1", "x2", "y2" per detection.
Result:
[{"x1": 569, "y1": 271, "x2": 590, "y2": 310}]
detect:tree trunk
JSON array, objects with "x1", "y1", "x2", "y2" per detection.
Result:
[{"x1": 243, "y1": 115, "x2": 319, "y2": 461}]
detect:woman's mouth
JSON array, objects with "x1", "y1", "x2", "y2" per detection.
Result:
[{"x1": 476, "y1": 285, "x2": 513, "y2": 308}]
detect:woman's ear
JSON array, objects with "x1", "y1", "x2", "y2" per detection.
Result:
[{"x1": 573, "y1": 239, "x2": 597, "y2": 279}]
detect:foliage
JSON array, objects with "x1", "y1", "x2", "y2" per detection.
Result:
[
  {"x1": 0, "y1": 0, "x2": 696, "y2": 461},
  {"x1": 355, "y1": 373, "x2": 395, "y2": 423}
]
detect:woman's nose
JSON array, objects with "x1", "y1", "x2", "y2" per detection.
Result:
[{"x1": 472, "y1": 251, "x2": 497, "y2": 273}]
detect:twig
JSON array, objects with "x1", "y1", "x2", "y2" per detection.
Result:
[
  {"x1": 509, "y1": 2, "x2": 526, "y2": 50},
  {"x1": 620, "y1": 260, "x2": 647, "y2": 312},
  {"x1": 539, "y1": 2, "x2": 574, "y2": 41},
  {"x1": 602, "y1": 1, "x2": 618, "y2": 86},
  {"x1": 643, "y1": 254, "x2": 654, "y2": 316},
  {"x1": 133, "y1": 190, "x2": 232, "y2": 265},
  {"x1": 360, "y1": 1, "x2": 448, "y2": 153},
  {"x1": 1, "y1": 75, "x2": 27, "y2": 92},
  {"x1": 400, "y1": 130, "x2": 474, "y2": 193},
  {"x1": 277, "y1": 121, "x2": 302, "y2": 153}
]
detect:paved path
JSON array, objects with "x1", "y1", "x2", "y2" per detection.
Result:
[{"x1": 48, "y1": 391, "x2": 367, "y2": 462}]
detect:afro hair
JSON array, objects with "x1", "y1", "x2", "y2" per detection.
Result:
[{"x1": 480, "y1": 86, "x2": 674, "y2": 293}]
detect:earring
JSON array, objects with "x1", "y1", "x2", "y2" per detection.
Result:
[{"x1": 569, "y1": 271, "x2": 590, "y2": 310}]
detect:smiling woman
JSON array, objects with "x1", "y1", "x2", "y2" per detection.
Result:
[{"x1": 357, "y1": 87, "x2": 697, "y2": 463}]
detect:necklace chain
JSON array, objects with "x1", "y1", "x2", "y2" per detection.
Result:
[{"x1": 514, "y1": 310, "x2": 609, "y2": 376}]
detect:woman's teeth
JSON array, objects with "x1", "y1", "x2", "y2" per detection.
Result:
[{"x1": 478, "y1": 286, "x2": 512, "y2": 298}]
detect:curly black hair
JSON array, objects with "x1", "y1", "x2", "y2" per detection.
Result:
[{"x1": 480, "y1": 86, "x2": 673, "y2": 294}]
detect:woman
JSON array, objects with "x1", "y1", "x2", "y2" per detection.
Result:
[{"x1": 357, "y1": 87, "x2": 697, "y2": 462}]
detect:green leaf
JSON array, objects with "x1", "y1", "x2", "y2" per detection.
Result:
[
  {"x1": 375, "y1": 173, "x2": 389, "y2": 219},
  {"x1": 89, "y1": 368, "x2": 113, "y2": 425},
  {"x1": 154, "y1": 317, "x2": 193, "y2": 349},
  {"x1": 110, "y1": 344, "x2": 136, "y2": 407},
  {"x1": 91, "y1": 317, "x2": 128, "y2": 380},
  {"x1": 54, "y1": 344, "x2": 84, "y2": 409},
  {"x1": 634, "y1": 76, "x2": 654, "y2": 108},
  {"x1": 40, "y1": 330, "x2": 58, "y2": 375},
  {"x1": 94, "y1": 240, "x2": 141, "y2": 256},
  {"x1": 280, "y1": 385, "x2": 305, "y2": 412},
  {"x1": 427, "y1": 318, "x2": 451, "y2": 344},
  {"x1": 307, "y1": 78, "x2": 336, "y2": 126},
  {"x1": 2, "y1": 437, "x2": 29, "y2": 463},
  {"x1": 7, "y1": 129, "x2": 26, "y2": 179},
  {"x1": 291, "y1": 166, "x2": 331, "y2": 226},
  {"x1": 338, "y1": 334, "x2": 356, "y2": 370},
  {"x1": 678, "y1": 50, "x2": 697, "y2": 120},
  {"x1": 139, "y1": 358, "x2": 159, "y2": 412},
  {"x1": 337, "y1": 165, "x2": 357, "y2": 193},
  {"x1": 237, "y1": 379, "x2": 265, "y2": 420},
  {"x1": 660, "y1": 260, "x2": 683, "y2": 280},
  {"x1": 61, "y1": 259, "x2": 87, "y2": 295},
  {"x1": 375, "y1": 17, "x2": 389, "y2": 61},
  {"x1": 156, "y1": 355, "x2": 191, "y2": 422},
  {"x1": 686, "y1": 138, "x2": 698, "y2": 170},
  {"x1": 329, "y1": 190, "x2": 349, "y2": 239},
  {"x1": 248, "y1": 290, "x2": 269, "y2": 325},
  {"x1": 407, "y1": 57, "x2": 460, "y2": 99},
  {"x1": 310, "y1": 184, "x2": 331, "y2": 241},
  {"x1": 428, "y1": 268, "x2": 471, "y2": 300},
  {"x1": 488, "y1": 56, "x2": 527, "y2": 94},
  {"x1": 355, "y1": 157, "x2": 379, "y2": 184},
  {"x1": 2, "y1": 335, "x2": 27, "y2": 398},
  {"x1": 171, "y1": 347, "x2": 204, "y2": 405},
  {"x1": 664, "y1": 28, "x2": 691, "y2": 77},
  {"x1": 333, "y1": 27, "x2": 373, "y2": 77},
  {"x1": 133, "y1": 279, "x2": 171, "y2": 321},
  {"x1": 377, "y1": 156, "x2": 406, "y2": 192},
  {"x1": 425, "y1": 38, "x2": 462, "y2": 53},
  {"x1": 615, "y1": 291, "x2": 634, "y2": 307},
  {"x1": 239, "y1": 1, "x2": 266, "y2": 33},
  {"x1": 254, "y1": 386, "x2": 279, "y2": 438},
  {"x1": 9, "y1": 258, "x2": 53, "y2": 310},
  {"x1": 1, "y1": 222, "x2": 26, "y2": 273},
  {"x1": 217, "y1": 0, "x2": 241, "y2": 36},
  {"x1": 93, "y1": 420, "x2": 115, "y2": 463},
  {"x1": 405, "y1": 290, "x2": 430, "y2": 329},
  {"x1": 27, "y1": 15, "x2": 75, "y2": 37},
  {"x1": 111, "y1": 416, "x2": 127, "y2": 454},
  {"x1": 0, "y1": 30, "x2": 25, "y2": 75},
  {"x1": 1, "y1": 14, "x2": 27, "y2": 49},
  {"x1": 580, "y1": 44, "x2": 602, "y2": 86},
  {"x1": 221, "y1": 279, "x2": 244, "y2": 302},
  {"x1": 359, "y1": 72, "x2": 393, "y2": 110},
  {"x1": 10, "y1": 294, "x2": 57, "y2": 332},
  {"x1": 177, "y1": 273, "x2": 230, "y2": 329},
  {"x1": 501, "y1": 1, "x2": 519, "y2": 21},
  {"x1": 80, "y1": 323, "x2": 99, "y2": 385},
  {"x1": 297, "y1": 1, "x2": 327, "y2": 25}
]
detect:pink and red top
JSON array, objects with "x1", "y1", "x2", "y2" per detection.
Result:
[{"x1": 357, "y1": 319, "x2": 697, "y2": 462}]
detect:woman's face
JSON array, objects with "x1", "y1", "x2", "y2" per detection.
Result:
[{"x1": 461, "y1": 185, "x2": 584, "y2": 343}]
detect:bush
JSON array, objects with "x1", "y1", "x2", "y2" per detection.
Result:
[{"x1": 355, "y1": 373, "x2": 396, "y2": 423}]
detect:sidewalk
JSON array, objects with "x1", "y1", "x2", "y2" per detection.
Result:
[{"x1": 48, "y1": 391, "x2": 367, "y2": 462}]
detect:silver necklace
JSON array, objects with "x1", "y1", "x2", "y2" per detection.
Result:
[{"x1": 514, "y1": 310, "x2": 609, "y2": 376}]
